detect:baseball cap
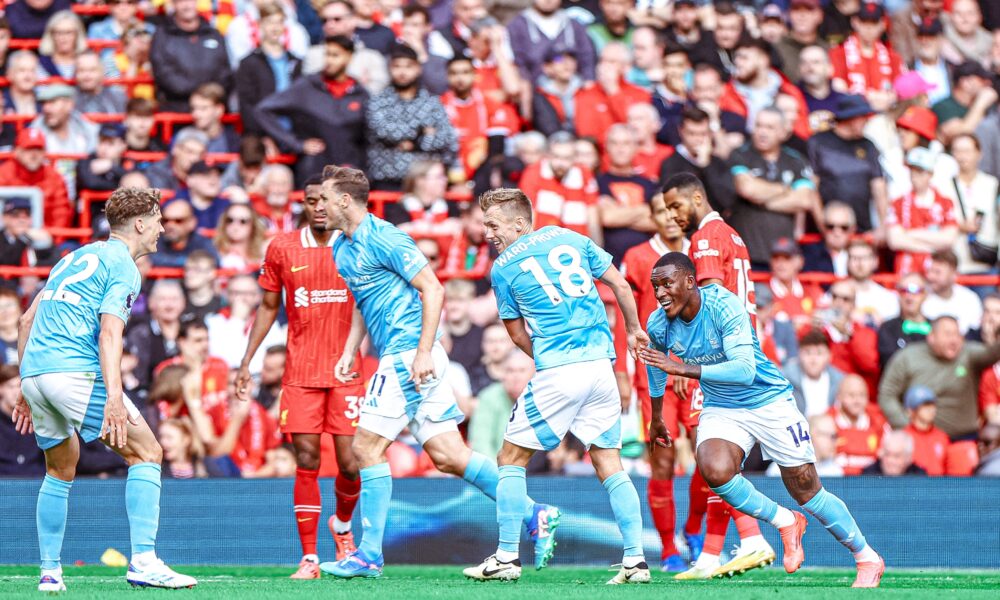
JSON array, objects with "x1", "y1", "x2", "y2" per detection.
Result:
[
  {"x1": 916, "y1": 17, "x2": 943, "y2": 36},
  {"x1": 187, "y1": 160, "x2": 222, "y2": 176},
  {"x1": 896, "y1": 106, "x2": 938, "y2": 141},
  {"x1": 761, "y1": 4, "x2": 785, "y2": 21},
  {"x1": 36, "y1": 84, "x2": 75, "y2": 102},
  {"x1": 99, "y1": 123, "x2": 127, "y2": 139},
  {"x1": 906, "y1": 146, "x2": 937, "y2": 172},
  {"x1": 771, "y1": 237, "x2": 802, "y2": 257},
  {"x1": 856, "y1": 2, "x2": 884, "y2": 21},
  {"x1": 893, "y1": 72, "x2": 937, "y2": 102},
  {"x1": 904, "y1": 385, "x2": 937, "y2": 410},
  {"x1": 3, "y1": 196, "x2": 32, "y2": 214},
  {"x1": 790, "y1": 0, "x2": 820, "y2": 8},
  {"x1": 953, "y1": 60, "x2": 991, "y2": 84},
  {"x1": 15, "y1": 128, "x2": 46, "y2": 149}
]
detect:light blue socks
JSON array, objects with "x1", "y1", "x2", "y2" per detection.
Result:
[
  {"x1": 496, "y1": 465, "x2": 528, "y2": 554},
  {"x1": 357, "y1": 462, "x2": 392, "y2": 561},
  {"x1": 37, "y1": 475, "x2": 72, "y2": 570},
  {"x1": 125, "y1": 463, "x2": 162, "y2": 556},
  {"x1": 802, "y1": 488, "x2": 869, "y2": 554},
  {"x1": 463, "y1": 453, "x2": 536, "y2": 524},
  {"x1": 712, "y1": 474, "x2": 782, "y2": 524},
  {"x1": 603, "y1": 471, "x2": 644, "y2": 559}
]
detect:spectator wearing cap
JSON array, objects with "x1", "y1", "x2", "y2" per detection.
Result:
[
  {"x1": 150, "y1": 0, "x2": 234, "y2": 112},
  {"x1": 30, "y1": 83, "x2": 98, "y2": 198},
  {"x1": 364, "y1": 42, "x2": 457, "y2": 189},
  {"x1": 397, "y1": 5, "x2": 451, "y2": 95},
  {"x1": 881, "y1": 104, "x2": 955, "y2": 199},
  {"x1": 886, "y1": 146, "x2": 959, "y2": 275},
  {"x1": 830, "y1": 2, "x2": 904, "y2": 113},
  {"x1": 586, "y1": 0, "x2": 634, "y2": 53},
  {"x1": 225, "y1": 0, "x2": 309, "y2": 69},
  {"x1": 427, "y1": 0, "x2": 486, "y2": 60},
  {"x1": 235, "y1": 1, "x2": 304, "y2": 138},
  {"x1": 76, "y1": 123, "x2": 129, "y2": 193},
  {"x1": 0, "y1": 196, "x2": 52, "y2": 268},
  {"x1": 596, "y1": 123, "x2": 657, "y2": 264},
  {"x1": 519, "y1": 131, "x2": 601, "y2": 240},
  {"x1": 4, "y1": 0, "x2": 71, "y2": 40},
  {"x1": 176, "y1": 161, "x2": 230, "y2": 231},
  {"x1": 942, "y1": 0, "x2": 992, "y2": 67},
  {"x1": 776, "y1": 0, "x2": 827, "y2": 83},
  {"x1": 807, "y1": 95, "x2": 887, "y2": 234},
  {"x1": 0, "y1": 51, "x2": 39, "y2": 149},
  {"x1": 507, "y1": 0, "x2": 597, "y2": 83},
  {"x1": 804, "y1": 202, "x2": 856, "y2": 277},
  {"x1": 659, "y1": 106, "x2": 737, "y2": 216},
  {"x1": 820, "y1": 278, "x2": 881, "y2": 395},
  {"x1": 758, "y1": 4, "x2": 787, "y2": 46},
  {"x1": 902, "y1": 385, "x2": 952, "y2": 476},
  {"x1": 976, "y1": 423, "x2": 1000, "y2": 475},
  {"x1": 729, "y1": 107, "x2": 818, "y2": 268},
  {"x1": 721, "y1": 37, "x2": 811, "y2": 141},
  {"x1": 352, "y1": 0, "x2": 396, "y2": 54},
  {"x1": 783, "y1": 327, "x2": 845, "y2": 418},
  {"x1": 663, "y1": 1, "x2": 721, "y2": 77},
  {"x1": 152, "y1": 198, "x2": 220, "y2": 268},
  {"x1": 769, "y1": 237, "x2": 825, "y2": 328},
  {"x1": 303, "y1": 0, "x2": 387, "y2": 94},
  {"x1": 877, "y1": 271, "x2": 930, "y2": 368},
  {"x1": 860, "y1": 430, "x2": 927, "y2": 475},
  {"x1": 890, "y1": 0, "x2": 945, "y2": 66},
  {"x1": 531, "y1": 46, "x2": 585, "y2": 135},
  {"x1": 933, "y1": 61, "x2": 999, "y2": 145},
  {"x1": 848, "y1": 238, "x2": 899, "y2": 327},
  {"x1": 74, "y1": 51, "x2": 127, "y2": 115},
  {"x1": 923, "y1": 249, "x2": 983, "y2": 336},
  {"x1": 144, "y1": 127, "x2": 209, "y2": 192},
  {"x1": 913, "y1": 17, "x2": 951, "y2": 106},
  {"x1": 573, "y1": 43, "x2": 650, "y2": 144},
  {"x1": 879, "y1": 313, "x2": 1000, "y2": 439},
  {"x1": 830, "y1": 374, "x2": 888, "y2": 475},
  {"x1": 797, "y1": 45, "x2": 848, "y2": 134},
  {"x1": 104, "y1": 23, "x2": 154, "y2": 100},
  {"x1": 188, "y1": 83, "x2": 240, "y2": 154},
  {"x1": 0, "y1": 129, "x2": 72, "y2": 229}
]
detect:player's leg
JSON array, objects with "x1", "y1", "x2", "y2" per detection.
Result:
[
  {"x1": 683, "y1": 425, "x2": 708, "y2": 561},
  {"x1": 327, "y1": 386, "x2": 365, "y2": 560},
  {"x1": 779, "y1": 463, "x2": 884, "y2": 587},
  {"x1": 289, "y1": 432, "x2": 323, "y2": 576},
  {"x1": 641, "y1": 387, "x2": 682, "y2": 571}
]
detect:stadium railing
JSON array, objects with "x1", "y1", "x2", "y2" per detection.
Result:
[{"x1": 0, "y1": 111, "x2": 246, "y2": 144}]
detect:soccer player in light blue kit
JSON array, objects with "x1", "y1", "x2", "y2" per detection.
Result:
[
  {"x1": 640, "y1": 252, "x2": 885, "y2": 588},
  {"x1": 316, "y1": 167, "x2": 560, "y2": 579},
  {"x1": 464, "y1": 188, "x2": 652, "y2": 584},
  {"x1": 12, "y1": 188, "x2": 197, "y2": 591}
]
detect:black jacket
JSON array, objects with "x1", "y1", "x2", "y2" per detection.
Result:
[
  {"x1": 236, "y1": 49, "x2": 303, "y2": 136},
  {"x1": 660, "y1": 151, "x2": 736, "y2": 216},
  {"x1": 803, "y1": 242, "x2": 836, "y2": 275},
  {"x1": 877, "y1": 317, "x2": 929, "y2": 370},
  {"x1": 150, "y1": 18, "x2": 233, "y2": 112},
  {"x1": 255, "y1": 74, "x2": 368, "y2": 184},
  {"x1": 77, "y1": 154, "x2": 127, "y2": 192}
]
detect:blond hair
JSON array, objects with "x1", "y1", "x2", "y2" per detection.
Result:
[{"x1": 478, "y1": 188, "x2": 533, "y2": 223}]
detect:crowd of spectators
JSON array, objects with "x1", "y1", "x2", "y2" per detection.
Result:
[{"x1": 2, "y1": 0, "x2": 1000, "y2": 479}]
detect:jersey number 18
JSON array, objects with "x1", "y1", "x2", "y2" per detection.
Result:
[{"x1": 519, "y1": 245, "x2": 593, "y2": 305}]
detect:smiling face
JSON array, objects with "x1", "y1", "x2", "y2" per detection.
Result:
[
  {"x1": 651, "y1": 264, "x2": 696, "y2": 319},
  {"x1": 482, "y1": 204, "x2": 527, "y2": 254}
]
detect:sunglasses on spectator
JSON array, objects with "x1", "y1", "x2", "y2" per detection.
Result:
[
  {"x1": 827, "y1": 223, "x2": 853, "y2": 231},
  {"x1": 896, "y1": 283, "x2": 925, "y2": 294}
]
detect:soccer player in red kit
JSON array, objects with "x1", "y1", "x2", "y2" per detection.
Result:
[
  {"x1": 659, "y1": 172, "x2": 774, "y2": 579},
  {"x1": 236, "y1": 177, "x2": 365, "y2": 579},
  {"x1": 621, "y1": 191, "x2": 691, "y2": 571}
]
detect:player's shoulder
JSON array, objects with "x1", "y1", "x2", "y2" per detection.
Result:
[
  {"x1": 268, "y1": 229, "x2": 302, "y2": 249},
  {"x1": 702, "y1": 284, "x2": 744, "y2": 316},
  {"x1": 645, "y1": 306, "x2": 667, "y2": 332}
]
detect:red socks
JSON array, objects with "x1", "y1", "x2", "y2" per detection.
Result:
[
  {"x1": 294, "y1": 468, "x2": 321, "y2": 556},
  {"x1": 732, "y1": 505, "x2": 762, "y2": 539},
  {"x1": 685, "y1": 468, "x2": 710, "y2": 535},
  {"x1": 647, "y1": 479, "x2": 677, "y2": 558},
  {"x1": 334, "y1": 473, "x2": 361, "y2": 524},
  {"x1": 703, "y1": 494, "x2": 730, "y2": 557}
]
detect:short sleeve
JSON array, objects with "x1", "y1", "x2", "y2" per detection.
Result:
[
  {"x1": 729, "y1": 148, "x2": 751, "y2": 177},
  {"x1": 690, "y1": 233, "x2": 726, "y2": 283},
  {"x1": 792, "y1": 157, "x2": 815, "y2": 190},
  {"x1": 717, "y1": 292, "x2": 754, "y2": 353},
  {"x1": 258, "y1": 240, "x2": 283, "y2": 292},
  {"x1": 380, "y1": 228, "x2": 428, "y2": 282},
  {"x1": 492, "y1": 267, "x2": 522, "y2": 320},
  {"x1": 98, "y1": 259, "x2": 138, "y2": 323},
  {"x1": 584, "y1": 236, "x2": 612, "y2": 279}
]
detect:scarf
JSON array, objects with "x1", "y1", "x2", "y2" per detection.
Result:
[
  {"x1": 842, "y1": 34, "x2": 892, "y2": 95},
  {"x1": 400, "y1": 194, "x2": 450, "y2": 225}
]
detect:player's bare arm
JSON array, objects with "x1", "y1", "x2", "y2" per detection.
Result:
[
  {"x1": 236, "y1": 289, "x2": 282, "y2": 401},
  {"x1": 599, "y1": 265, "x2": 649, "y2": 359},
  {"x1": 11, "y1": 293, "x2": 43, "y2": 434},
  {"x1": 501, "y1": 317, "x2": 533, "y2": 358},
  {"x1": 647, "y1": 394, "x2": 672, "y2": 450},
  {"x1": 98, "y1": 314, "x2": 136, "y2": 449},
  {"x1": 640, "y1": 345, "x2": 702, "y2": 380},
  {"x1": 407, "y1": 265, "x2": 445, "y2": 391},
  {"x1": 335, "y1": 305, "x2": 368, "y2": 383}
]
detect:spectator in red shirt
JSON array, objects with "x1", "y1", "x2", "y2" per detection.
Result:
[
  {"x1": 818, "y1": 279, "x2": 881, "y2": 397},
  {"x1": 769, "y1": 237, "x2": 825, "y2": 328},
  {"x1": 830, "y1": 2, "x2": 904, "y2": 112},
  {"x1": 597, "y1": 124, "x2": 657, "y2": 264},
  {"x1": 886, "y1": 147, "x2": 959, "y2": 275},
  {"x1": 573, "y1": 43, "x2": 651, "y2": 143},
  {"x1": 976, "y1": 296, "x2": 1000, "y2": 424},
  {"x1": 831, "y1": 374, "x2": 888, "y2": 475},
  {"x1": 625, "y1": 103, "x2": 673, "y2": 181},
  {"x1": 155, "y1": 318, "x2": 231, "y2": 414},
  {"x1": 0, "y1": 129, "x2": 73, "y2": 229},
  {"x1": 902, "y1": 385, "x2": 952, "y2": 476},
  {"x1": 518, "y1": 131, "x2": 601, "y2": 240}
]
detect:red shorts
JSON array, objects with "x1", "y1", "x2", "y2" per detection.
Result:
[
  {"x1": 638, "y1": 381, "x2": 704, "y2": 441},
  {"x1": 279, "y1": 384, "x2": 365, "y2": 435}
]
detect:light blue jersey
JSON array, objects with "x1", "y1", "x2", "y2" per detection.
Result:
[
  {"x1": 333, "y1": 214, "x2": 435, "y2": 357},
  {"x1": 646, "y1": 284, "x2": 792, "y2": 410},
  {"x1": 21, "y1": 239, "x2": 141, "y2": 378},
  {"x1": 491, "y1": 226, "x2": 615, "y2": 370}
]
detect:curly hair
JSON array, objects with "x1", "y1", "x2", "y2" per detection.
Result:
[{"x1": 105, "y1": 187, "x2": 160, "y2": 230}]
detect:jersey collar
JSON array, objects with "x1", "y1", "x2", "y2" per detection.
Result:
[
  {"x1": 698, "y1": 211, "x2": 722, "y2": 230},
  {"x1": 301, "y1": 226, "x2": 338, "y2": 248}
]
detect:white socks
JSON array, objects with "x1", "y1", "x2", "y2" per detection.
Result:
[
  {"x1": 302, "y1": 554, "x2": 318, "y2": 564},
  {"x1": 495, "y1": 548, "x2": 518, "y2": 563},
  {"x1": 131, "y1": 551, "x2": 157, "y2": 568},
  {"x1": 622, "y1": 555, "x2": 644, "y2": 568},
  {"x1": 332, "y1": 517, "x2": 352, "y2": 534},
  {"x1": 854, "y1": 545, "x2": 880, "y2": 564},
  {"x1": 770, "y1": 506, "x2": 796, "y2": 529}
]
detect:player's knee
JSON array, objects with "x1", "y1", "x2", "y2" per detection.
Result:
[
  {"x1": 46, "y1": 464, "x2": 76, "y2": 482},
  {"x1": 350, "y1": 435, "x2": 378, "y2": 466},
  {"x1": 139, "y1": 441, "x2": 163, "y2": 466},
  {"x1": 295, "y1": 447, "x2": 320, "y2": 471},
  {"x1": 698, "y1": 458, "x2": 736, "y2": 489},
  {"x1": 650, "y1": 446, "x2": 675, "y2": 479}
]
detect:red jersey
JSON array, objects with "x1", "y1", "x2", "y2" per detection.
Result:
[
  {"x1": 632, "y1": 144, "x2": 674, "y2": 181},
  {"x1": 978, "y1": 362, "x2": 1000, "y2": 418},
  {"x1": 207, "y1": 401, "x2": 282, "y2": 474},
  {"x1": 441, "y1": 88, "x2": 518, "y2": 177},
  {"x1": 904, "y1": 423, "x2": 950, "y2": 476},
  {"x1": 831, "y1": 407, "x2": 888, "y2": 475},
  {"x1": 771, "y1": 278, "x2": 824, "y2": 323},
  {"x1": 689, "y1": 212, "x2": 756, "y2": 320},
  {"x1": 573, "y1": 79, "x2": 651, "y2": 144},
  {"x1": 830, "y1": 35, "x2": 904, "y2": 95},
  {"x1": 519, "y1": 160, "x2": 599, "y2": 236},
  {"x1": 258, "y1": 227, "x2": 360, "y2": 388},
  {"x1": 886, "y1": 188, "x2": 957, "y2": 274},
  {"x1": 154, "y1": 355, "x2": 230, "y2": 412}
]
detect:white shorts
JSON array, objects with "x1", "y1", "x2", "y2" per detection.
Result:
[
  {"x1": 505, "y1": 359, "x2": 621, "y2": 452},
  {"x1": 21, "y1": 372, "x2": 141, "y2": 451},
  {"x1": 359, "y1": 343, "x2": 464, "y2": 445},
  {"x1": 696, "y1": 398, "x2": 816, "y2": 468}
]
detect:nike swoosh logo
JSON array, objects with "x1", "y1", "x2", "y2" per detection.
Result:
[
  {"x1": 291, "y1": 265, "x2": 309, "y2": 272},
  {"x1": 482, "y1": 566, "x2": 511, "y2": 577},
  {"x1": 297, "y1": 517, "x2": 313, "y2": 523},
  {"x1": 351, "y1": 420, "x2": 359, "y2": 427}
]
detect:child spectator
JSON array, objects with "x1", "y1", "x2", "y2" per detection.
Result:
[{"x1": 902, "y1": 385, "x2": 952, "y2": 476}]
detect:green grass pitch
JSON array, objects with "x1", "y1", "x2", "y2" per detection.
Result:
[{"x1": 2, "y1": 565, "x2": 999, "y2": 599}]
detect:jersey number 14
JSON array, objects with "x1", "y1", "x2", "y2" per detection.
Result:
[{"x1": 519, "y1": 245, "x2": 593, "y2": 305}]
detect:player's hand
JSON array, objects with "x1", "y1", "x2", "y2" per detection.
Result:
[
  {"x1": 638, "y1": 345, "x2": 673, "y2": 373},
  {"x1": 409, "y1": 350, "x2": 435, "y2": 393},
  {"x1": 101, "y1": 396, "x2": 136, "y2": 449},
  {"x1": 627, "y1": 329, "x2": 651, "y2": 362},
  {"x1": 235, "y1": 364, "x2": 253, "y2": 402},
  {"x1": 673, "y1": 374, "x2": 691, "y2": 401},
  {"x1": 335, "y1": 353, "x2": 359, "y2": 384},
  {"x1": 12, "y1": 393, "x2": 34, "y2": 435},
  {"x1": 648, "y1": 417, "x2": 672, "y2": 450}
]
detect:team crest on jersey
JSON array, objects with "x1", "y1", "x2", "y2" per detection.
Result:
[
  {"x1": 730, "y1": 234, "x2": 745, "y2": 247},
  {"x1": 125, "y1": 292, "x2": 135, "y2": 309},
  {"x1": 708, "y1": 335, "x2": 720, "y2": 349},
  {"x1": 697, "y1": 239, "x2": 709, "y2": 250}
]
